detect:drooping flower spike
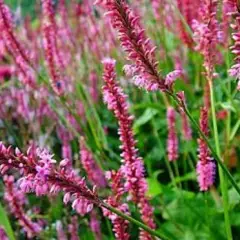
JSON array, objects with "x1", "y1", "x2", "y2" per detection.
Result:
[
  {"x1": 96, "y1": 0, "x2": 181, "y2": 92},
  {"x1": 0, "y1": 143, "x2": 100, "y2": 216}
]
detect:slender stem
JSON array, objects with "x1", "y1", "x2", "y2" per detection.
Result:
[
  {"x1": 209, "y1": 80, "x2": 232, "y2": 240},
  {"x1": 169, "y1": 92, "x2": 240, "y2": 196},
  {"x1": 101, "y1": 202, "x2": 168, "y2": 240}
]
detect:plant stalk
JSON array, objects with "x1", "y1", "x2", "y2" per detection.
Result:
[
  {"x1": 209, "y1": 80, "x2": 232, "y2": 240},
  {"x1": 168, "y1": 92, "x2": 240, "y2": 197},
  {"x1": 102, "y1": 202, "x2": 168, "y2": 240}
]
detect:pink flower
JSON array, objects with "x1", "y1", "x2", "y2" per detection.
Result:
[
  {"x1": 96, "y1": 0, "x2": 166, "y2": 91},
  {"x1": 0, "y1": 142, "x2": 101, "y2": 216},
  {"x1": 192, "y1": 0, "x2": 221, "y2": 76},
  {"x1": 167, "y1": 107, "x2": 178, "y2": 161},
  {"x1": 80, "y1": 137, "x2": 107, "y2": 188},
  {"x1": 68, "y1": 216, "x2": 80, "y2": 240},
  {"x1": 102, "y1": 58, "x2": 155, "y2": 238},
  {"x1": 229, "y1": 1, "x2": 240, "y2": 89},
  {"x1": 196, "y1": 107, "x2": 215, "y2": 191},
  {"x1": 0, "y1": 0, "x2": 35, "y2": 87},
  {"x1": 103, "y1": 170, "x2": 130, "y2": 240},
  {"x1": 90, "y1": 210, "x2": 102, "y2": 240},
  {"x1": 0, "y1": 226, "x2": 8, "y2": 240},
  {"x1": 4, "y1": 175, "x2": 42, "y2": 238},
  {"x1": 56, "y1": 221, "x2": 68, "y2": 240}
]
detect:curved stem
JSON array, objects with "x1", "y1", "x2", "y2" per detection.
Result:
[
  {"x1": 209, "y1": 80, "x2": 232, "y2": 240},
  {"x1": 101, "y1": 202, "x2": 168, "y2": 240},
  {"x1": 169, "y1": 92, "x2": 240, "y2": 197}
]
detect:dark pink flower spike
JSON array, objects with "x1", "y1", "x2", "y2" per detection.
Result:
[
  {"x1": 196, "y1": 107, "x2": 215, "y2": 191},
  {"x1": 102, "y1": 58, "x2": 155, "y2": 239}
]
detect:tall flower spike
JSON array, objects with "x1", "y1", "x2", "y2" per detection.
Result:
[
  {"x1": 102, "y1": 58, "x2": 155, "y2": 239},
  {"x1": 0, "y1": 0, "x2": 35, "y2": 87},
  {"x1": 196, "y1": 107, "x2": 215, "y2": 191},
  {"x1": 0, "y1": 143, "x2": 100, "y2": 216},
  {"x1": 96, "y1": 0, "x2": 166, "y2": 91},
  {"x1": 41, "y1": 0, "x2": 64, "y2": 95},
  {"x1": 4, "y1": 175, "x2": 42, "y2": 238},
  {"x1": 167, "y1": 107, "x2": 179, "y2": 161},
  {"x1": 80, "y1": 137, "x2": 107, "y2": 188}
]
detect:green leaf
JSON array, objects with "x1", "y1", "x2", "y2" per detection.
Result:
[
  {"x1": 0, "y1": 203, "x2": 16, "y2": 240},
  {"x1": 147, "y1": 177, "x2": 162, "y2": 197},
  {"x1": 133, "y1": 108, "x2": 158, "y2": 132}
]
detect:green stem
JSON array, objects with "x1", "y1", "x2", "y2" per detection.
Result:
[
  {"x1": 209, "y1": 80, "x2": 232, "y2": 240},
  {"x1": 102, "y1": 202, "x2": 168, "y2": 240},
  {"x1": 169, "y1": 92, "x2": 240, "y2": 196}
]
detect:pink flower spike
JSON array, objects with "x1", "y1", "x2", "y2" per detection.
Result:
[
  {"x1": 167, "y1": 107, "x2": 178, "y2": 161},
  {"x1": 102, "y1": 58, "x2": 155, "y2": 238},
  {"x1": 0, "y1": 226, "x2": 8, "y2": 240},
  {"x1": 196, "y1": 107, "x2": 215, "y2": 191}
]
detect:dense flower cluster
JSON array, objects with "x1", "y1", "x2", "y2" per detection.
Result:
[
  {"x1": 197, "y1": 107, "x2": 215, "y2": 191},
  {"x1": 102, "y1": 58, "x2": 155, "y2": 239}
]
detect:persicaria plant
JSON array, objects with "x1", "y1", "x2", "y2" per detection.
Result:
[{"x1": 0, "y1": 0, "x2": 240, "y2": 239}]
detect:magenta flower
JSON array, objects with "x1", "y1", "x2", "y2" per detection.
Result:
[
  {"x1": 0, "y1": 226, "x2": 8, "y2": 240},
  {"x1": 95, "y1": 0, "x2": 166, "y2": 91},
  {"x1": 4, "y1": 175, "x2": 42, "y2": 238},
  {"x1": 68, "y1": 216, "x2": 80, "y2": 240},
  {"x1": 0, "y1": 142, "x2": 100, "y2": 216},
  {"x1": 90, "y1": 210, "x2": 102, "y2": 240},
  {"x1": 197, "y1": 107, "x2": 215, "y2": 191},
  {"x1": 102, "y1": 58, "x2": 155, "y2": 238},
  {"x1": 0, "y1": 0, "x2": 35, "y2": 87},
  {"x1": 103, "y1": 170, "x2": 130, "y2": 240},
  {"x1": 192, "y1": 0, "x2": 222, "y2": 76},
  {"x1": 56, "y1": 221, "x2": 68, "y2": 240},
  {"x1": 80, "y1": 137, "x2": 107, "y2": 188},
  {"x1": 229, "y1": 1, "x2": 240, "y2": 89},
  {"x1": 167, "y1": 107, "x2": 178, "y2": 161},
  {"x1": 41, "y1": 0, "x2": 65, "y2": 94}
]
